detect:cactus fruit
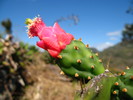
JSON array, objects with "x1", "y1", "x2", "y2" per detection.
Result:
[
  {"x1": 56, "y1": 40, "x2": 105, "y2": 79},
  {"x1": 111, "y1": 67, "x2": 133, "y2": 100}
]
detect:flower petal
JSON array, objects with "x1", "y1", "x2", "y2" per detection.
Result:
[
  {"x1": 42, "y1": 37, "x2": 60, "y2": 51},
  {"x1": 53, "y1": 22, "x2": 65, "y2": 34},
  {"x1": 56, "y1": 33, "x2": 74, "y2": 49},
  {"x1": 48, "y1": 49, "x2": 59, "y2": 58},
  {"x1": 37, "y1": 27, "x2": 54, "y2": 40},
  {"x1": 36, "y1": 40, "x2": 46, "y2": 49}
]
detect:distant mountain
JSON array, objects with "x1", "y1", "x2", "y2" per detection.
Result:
[
  {"x1": 90, "y1": 47, "x2": 99, "y2": 53},
  {"x1": 99, "y1": 41, "x2": 133, "y2": 72}
]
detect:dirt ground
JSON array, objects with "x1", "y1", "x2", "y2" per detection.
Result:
[{"x1": 21, "y1": 54, "x2": 80, "y2": 100}]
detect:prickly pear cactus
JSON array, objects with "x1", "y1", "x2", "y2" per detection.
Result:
[
  {"x1": 74, "y1": 68, "x2": 133, "y2": 100},
  {"x1": 111, "y1": 67, "x2": 133, "y2": 100},
  {"x1": 57, "y1": 40, "x2": 105, "y2": 80},
  {"x1": 25, "y1": 16, "x2": 133, "y2": 100},
  {"x1": 25, "y1": 17, "x2": 105, "y2": 80},
  {"x1": 74, "y1": 70, "x2": 117, "y2": 100}
]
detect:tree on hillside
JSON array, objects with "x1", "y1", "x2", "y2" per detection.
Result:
[
  {"x1": 1, "y1": 19, "x2": 12, "y2": 41},
  {"x1": 122, "y1": 0, "x2": 133, "y2": 42},
  {"x1": 122, "y1": 24, "x2": 133, "y2": 42},
  {"x1": 1, "y1": 19, "x2": 12, "y2": 34}
]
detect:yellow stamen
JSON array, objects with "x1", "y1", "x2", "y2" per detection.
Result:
[{"x1": 25, "y1": 18, "x2": 33, "y2": 25}]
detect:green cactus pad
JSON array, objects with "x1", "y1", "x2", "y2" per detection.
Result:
[
  {"x1": 57, "y1": 40, "x2": 105, "y2": 79},
  {"x1": 111, "y1": 68, "x2": 133, "y2": 100},
  {"x1": 74, "y1": 71, "x2": 117, "y2": 100}
]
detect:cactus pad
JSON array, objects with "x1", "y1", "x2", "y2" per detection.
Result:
[
  {"x1": 111, "y1": 67, "x2": 133, "y2": 100},
  {"x1": 57, "y1": 40, "x2": 105, "y2": 80}
]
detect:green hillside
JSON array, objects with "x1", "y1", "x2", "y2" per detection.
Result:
[{"x1": 100, "y1": 41, "x2": 133, "y2": 72}]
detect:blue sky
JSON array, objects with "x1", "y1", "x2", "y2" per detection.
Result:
[{"x1": 0, "y1": 0, "x2": 132, "y2": 51}]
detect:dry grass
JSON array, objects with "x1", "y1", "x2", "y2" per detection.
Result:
[{"x1": 21, "y1": 53, "x2": 79, "y2": 100}]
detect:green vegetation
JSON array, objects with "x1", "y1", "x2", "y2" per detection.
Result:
[
  {"x1": 0, "y1": 37, "x2": 39, "y2": 100},
  {"x1": 0, "y1": 19, "x2": 39, "y2": 100}
]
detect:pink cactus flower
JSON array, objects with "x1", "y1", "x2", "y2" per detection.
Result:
[{"x1": 26, "y1": 17, "x2": 74, "y2": 58}]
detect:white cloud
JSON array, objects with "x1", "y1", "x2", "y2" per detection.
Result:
[
  {"x1": 107, "y1": 31, "x2": 121, "y2": 36},
  {"x1": 109, "y1": 37, "x2": 118, "y2": 40},
  {"x1": 95, "y1": 42, "x2": 114, "y2": 51}
]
